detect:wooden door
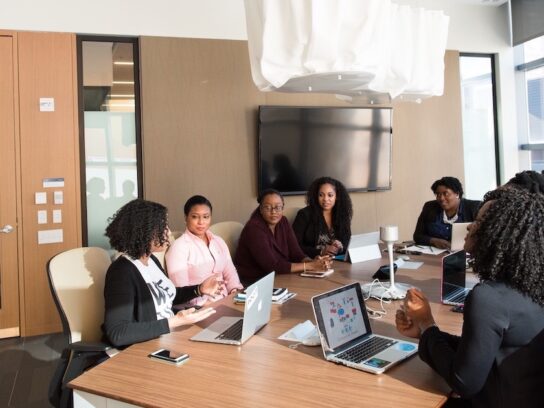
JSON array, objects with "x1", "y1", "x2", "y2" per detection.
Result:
[{"x1": 0, "y1": 33, "x2": 21, "y2": 338}]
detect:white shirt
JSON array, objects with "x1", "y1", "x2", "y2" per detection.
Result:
[{"x1": 127, "y1": 255, "x2": 175, "y2": 320}]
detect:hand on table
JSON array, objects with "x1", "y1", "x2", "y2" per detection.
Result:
[{"x1": 429, "y1": 238, "x2": 450, "y2": 250}]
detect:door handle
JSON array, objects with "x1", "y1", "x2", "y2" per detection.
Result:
[{"x1": 0, "y1": 225, "x2": 14, "y2": 234}]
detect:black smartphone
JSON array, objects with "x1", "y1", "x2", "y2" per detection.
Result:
[
  {"x1": 148, "y1": 349, "x2": 190, "y2": 364},
  {"x1": 451, "y1": 305, "x2": 464, "y2": 313}
]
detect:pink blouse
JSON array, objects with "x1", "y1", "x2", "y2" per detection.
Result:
[{"x1": 165, "y1": 229, "x2": 243, "y2": 306}]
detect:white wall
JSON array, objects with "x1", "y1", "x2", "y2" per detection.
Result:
[{"x1": 0, "y1": 0, "x2": 520, "y2": 180}]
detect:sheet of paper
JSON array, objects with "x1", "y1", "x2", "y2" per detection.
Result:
[
  {"x1": 405, "y1": 245, "x2": 447, "y2": 255},
  {"x1": 395, "y1": 259, "x2": 424, "y2": 270},
  {"x1": 278, "y1": 320, "x2": 317, "y2": 342}
]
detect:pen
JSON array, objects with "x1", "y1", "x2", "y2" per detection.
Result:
[{"x1": 429, "y1": 246, "x2": 434, "y2": 254}]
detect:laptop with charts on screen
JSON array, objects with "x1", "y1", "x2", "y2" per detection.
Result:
[{"x1": 311, "y1": 282, "x2": 418, "y2": 374}]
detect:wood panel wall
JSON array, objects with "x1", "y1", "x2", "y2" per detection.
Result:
[
  {"x1": 17, "y1": 32, "x2": 81, "y2": 336},
  {"x1": 140, "y1": 37, "x2": 464, "y2": 242}
]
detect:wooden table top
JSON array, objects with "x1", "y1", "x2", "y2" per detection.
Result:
[{"x1": 70, "y1": 253, "x2": 463, "y2": 408}]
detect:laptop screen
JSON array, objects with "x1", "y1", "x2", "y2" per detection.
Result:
[
  {"x1": 442, "y1": 250, "x2": 467, "y2": 300},
  {"x1": 312, "y1": 283, "x2": 371, "y2": 350}
]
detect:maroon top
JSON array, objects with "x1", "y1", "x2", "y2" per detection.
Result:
[{"x1": 234, "y1": 209, "x2": 307, "y2": 284}]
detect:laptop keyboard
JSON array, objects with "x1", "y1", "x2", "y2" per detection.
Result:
[
  {"x1": 215, "y1": 319, "x2": 243, "y2": 341},
  {"x1": 336, "y1": 336, "x2": 397, "y2": 364},
  {"x1": 447, "y1": 289, "x2": 468, "y2": 304}
]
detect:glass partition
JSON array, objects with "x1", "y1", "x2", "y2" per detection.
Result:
[
  {"x1": 78, "y1": 37, "x2": 141, "y2": 248},
  {"x1": 460, "y1": 54, "x2": 499, "y2": 200}
]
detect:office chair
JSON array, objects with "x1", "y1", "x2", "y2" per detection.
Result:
[
  {"x1": 47, "y1": 247, "x2": 114, "y2": 408},
  {"x1": 282, "y1": 207, "x2": 301, "y2": 224},
  {"x1": 209, "y1": 221, "x2": 244, "y2": 257}
]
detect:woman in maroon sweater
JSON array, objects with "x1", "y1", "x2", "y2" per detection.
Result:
[{"x1": 234, "y1": 189, "x2": 330, "y2": 284}]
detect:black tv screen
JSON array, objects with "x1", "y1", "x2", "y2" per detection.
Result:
[{"x1": 258, "y1": 106, "x2": 392, "y2": 195}]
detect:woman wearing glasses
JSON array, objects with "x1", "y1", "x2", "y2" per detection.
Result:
[
  {"x1": 234, "y1": 189, "x2": 330, "y2": 285},
  {"x1": 292, "y1": 177, "x2": 353, "y2": 258},
  {"x1": 413, "y1": 176, "x2": 480, "y2": 250}
]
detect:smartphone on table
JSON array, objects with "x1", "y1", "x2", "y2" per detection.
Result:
[{"x1": 148, "y1": 349, "x2": 190, "y2": 365}]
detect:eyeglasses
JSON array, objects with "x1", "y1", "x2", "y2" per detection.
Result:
[{"x1": 261, "y1": 205, "x2": 284, "y2": 213}]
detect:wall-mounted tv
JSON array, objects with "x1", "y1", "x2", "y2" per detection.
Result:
[{"x1": 258, "y1": 106, "x2": 392, "y2": 195}]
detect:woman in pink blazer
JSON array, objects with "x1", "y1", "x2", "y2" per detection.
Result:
[{"x1": 166, "y1": 195, "x2": 243, "y2": 306}]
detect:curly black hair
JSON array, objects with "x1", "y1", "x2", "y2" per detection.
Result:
[
  {"x1": 471, "y1": 187, "x2": 544, "y2": 306},
  {"x1": 306, "y1": 177, "x2": 353, "y2": 243},
  {"x1": 105, "y1": 199, "x2": 169, "y2": 259},
  {"x1": 506, "y1": 170, "x2": 544, "y2": 194},
  {"x1": 431, "y1": 177, "x2": 463, "y2": 198},
  {"x1": 184, "y1": 195, "x2": 213, "y2": 216}
]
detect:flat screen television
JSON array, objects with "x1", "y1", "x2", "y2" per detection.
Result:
[{"x1": 258, "y1": 106, "x2": 392, "y2": 195}]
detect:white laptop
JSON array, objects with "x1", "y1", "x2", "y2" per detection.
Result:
[
  {"x1": 441, "y1": 250, "x2": 470, "y2": 306},
  {"x1": 311, "y1": 282, "x2": 418, "y2": 374},
  {"x1": 190, "y1": 272, "x2": 274, "y2": 345},
  {"x1": 450, "y1": 222, "x2": 470, "y2": 251},
  {"x1": 333, "y1": 231, "x2": 381, "y2": 263}
]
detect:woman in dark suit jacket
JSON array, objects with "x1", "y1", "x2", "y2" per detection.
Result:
[
  {"x1": 102, "y1": 199, "x2": 220, "y2": 348},
  {"x1": 292, "y1": 177, "x2": 353, "y2": 258},
  {"x1": 413, "y1": 177, "x2": 480, "y2": 249}
]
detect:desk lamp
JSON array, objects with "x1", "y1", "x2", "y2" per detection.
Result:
[{"x1": 364, "y1": 225, "x2": 412, "y2": 300}]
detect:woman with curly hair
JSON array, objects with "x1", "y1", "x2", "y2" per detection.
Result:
[
  {"x1": 292, "y1": 177, "x2": 353, "y2": 258},
  {"x1": 102, "y1": 199, "x2": 220, "y2": 348},
  {"x1": 396, "y1": 187, "x2": 544, "y2": 407}
]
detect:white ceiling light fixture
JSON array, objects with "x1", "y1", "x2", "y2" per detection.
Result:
[{"x1": 244, "y1": 0, "x2": 450, "y2": 103}]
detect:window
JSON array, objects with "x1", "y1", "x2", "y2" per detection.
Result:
[
  {"x1": 77, "y1": 37, "x2": 142, "y2": 248},
  {"x1": 459, "y1": 54, "x2": 499, "y2": 200},
  {"x1": 517, "y1": 35, "x2": 544, "y2": 172}
]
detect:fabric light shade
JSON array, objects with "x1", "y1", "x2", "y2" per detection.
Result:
[{"x1": 244, "y1": 0, "x2": 449, "y2": 103}]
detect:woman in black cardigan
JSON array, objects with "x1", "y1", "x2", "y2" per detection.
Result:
[
  {"x1": 102, "y1": 199, "x2": 220, "y2": 348},
  {"x1": 292, "y1": 177, "x2": 353, "y2": 258}
]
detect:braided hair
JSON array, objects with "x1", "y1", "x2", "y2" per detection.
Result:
[
  {"x1": 506, "y1": 170, "x2": 544, "y2": 194},
  {"x1": 105, "y1": 199, "x2": 169, "y2": 259},
  {"x1": 471, "y1": 187, "x2": 544, "y2": 306},
  {"x1": 306, "y1": 177, "x2": 353, "y2": 244}
]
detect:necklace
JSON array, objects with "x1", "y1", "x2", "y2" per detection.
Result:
[{"x1": 442, "y1": 210, "x2": 458, "y2": 225}]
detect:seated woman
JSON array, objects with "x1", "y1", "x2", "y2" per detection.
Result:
[
  {"x1": 234, "y1": 189, "x2": 331, "y2": 285},
  {"x1": 292, "y1": 176, "x2": 353, "y2": 258},
  {"x1": 397, "y1": 187, "x2": 544, "y2": 407},
  {"x1": 413, "y1": 176, "x2": 480, "y2": 249},
  {"x1": 102, "y1": 199, "x2": 220, "y2": 348},
  {"x1": 165, "y1": 195, "x2": 243, "y2": 306}
]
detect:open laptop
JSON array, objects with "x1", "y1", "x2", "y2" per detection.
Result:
[
  {"x1": 450, "y1": 222, "x2": 470, "y2": 251},
  {"x1": 311, "y1": 282, "x2": 418, "y2": 374},
  {"x1": 190, "y1": 272, "x2": 274, "y2": 345},
  {"x1": 333, "y1": 231, "x2": 380, "y2": 263},
  {"x1": 441, "y1": 250, "x2": 470, "y2": 306}
]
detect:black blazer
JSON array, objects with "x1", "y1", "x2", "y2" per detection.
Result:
[
  {"x1": 413, "y1": 198, "x2": 481, "y2": 245},
  {"x1": 102, "y1": 255, "x2": 200, "y2": 348},
  {"x1": 292, "y1": 206, "x2": 351, "y2": 258}
]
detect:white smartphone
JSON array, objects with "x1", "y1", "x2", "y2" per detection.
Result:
[
  {"x1": 148, "y1": 349, "x2": 190, "y2": 365},
  {"x1": 300, "y1": 269, "x2": 334, "y2": 278}
]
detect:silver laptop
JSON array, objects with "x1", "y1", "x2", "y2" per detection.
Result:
[
  {"x1": 450, "y1": 222, "x2": 470, "y2": 251},
  {"x1": 190, "y1": 272, "x2": 274, "y2": 345},
  {"x1": 441, "y1": 250, "x2": 470, "y2": 306},
  {"x1": 333, "y1": 231, "x2": 380, "y2": 262},
  {"x1": 311, "y1": 282, "x2": 418, "y2": 374}
]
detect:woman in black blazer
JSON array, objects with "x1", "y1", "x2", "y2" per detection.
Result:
[
  {"x1": 102, "y1": 199, "x2": 220, "y2": 348},
  {"x1": 292, "y1": 177, "x2": 353, "y2": 258},
  {"x1": 413, "y1": 177, "x2": 480, "y2": 249}
]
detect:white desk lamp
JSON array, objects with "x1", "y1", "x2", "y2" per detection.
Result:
[{"x1": 363, "y1": 225, "x2": 412, "y2": 300}]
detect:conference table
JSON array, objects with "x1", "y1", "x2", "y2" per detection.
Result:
[{"x1": 70, "y1": 253, "x2": 467, "y2": 408}]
